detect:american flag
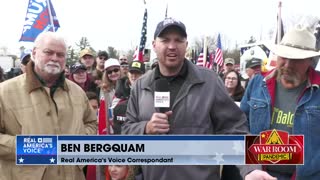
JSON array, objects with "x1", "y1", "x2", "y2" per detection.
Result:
[
  {"x1": 214, "y1": 34, "x2": 223, "y2": 67},
  {"x1": 196, "y1": 49, "x2": 204, "y2": 66},
  {"x1": 132, "y1": 46, "x2": 138, "y2": 60},
  {"x1": 196, "y1": 48, "x2": 212, "y2": 69},
  {"x1": 205, "y1": 48, "x2": 214, "y2": 69},
  {"x1": 134, "y1": 7, "x2": 148, "y2": 62}
]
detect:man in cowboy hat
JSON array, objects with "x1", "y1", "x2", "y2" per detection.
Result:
[{"x1": 241, "y1": 25, "x2": 320, "y2": 179}]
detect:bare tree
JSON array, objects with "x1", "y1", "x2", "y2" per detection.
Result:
[
  {"x1": 191, "y1": 35, "x2": 217, "y2": 52},
  {"x1": 247, "y1": 36, "x2": 257, "y2": 44},
  {"x1": 67, "y1": 46, "x2": 77, "y2": 65},
  {"x1": 286, "y1": 14, "x2": 319, "y2": 29},
  {"x1": 126, "y1": 49, "x2": 135, "y2": 61},
  {"x1": 224, "y1": 49, "x2": 240, "y2": 64},
  {"x1": 107, "y1": 46, "x2": 119, "y2": 59},
  {"x1": 75, "y1": 37, "x2": 91, "y2": 50}
]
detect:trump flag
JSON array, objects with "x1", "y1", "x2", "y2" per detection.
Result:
[{"x1": 19, "y1": 0, "x2": 60, "y2": 42}]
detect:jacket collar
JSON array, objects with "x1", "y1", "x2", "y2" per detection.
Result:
[
  {"x1": 153, "y1": 61, "x2": 188, "y2": 81},
  {"x1": 141, "y1": 60, "x2": 204, "y2": 90},
  {"x1": 262, "y1": 67, "x2": 320, "y2": 106},
  {"x1": 25, "y1": 61, "x2": 69, "y2": 93},
  {"x1": 307, "y1": 68, "x2": 320, "y2": 87}
]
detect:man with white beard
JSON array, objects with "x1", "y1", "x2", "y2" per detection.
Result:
[
  {"x1": 0, "y1": 31, "x2": 97, "y2": 180},
  {"x1": 241, "y1": 26, "x2": 320, "y2": 179}
]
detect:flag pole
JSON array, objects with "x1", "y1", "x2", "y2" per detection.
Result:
[
  {"x1": 165, "y1": 3, "x2": 168, "y2": 18},
  {"x1": 46, "y1": 0, "x2": 55, "y2": 32},
  {"x1": 277, "y1": 1, "x2": 282, "y2": 44},
  {"x1": 217, "y1": 62, "x2": 219, "y2": 73},
  {"x1": 203, "y1": 36, "x2": 208, "y2": 67},
  {"x1": 135, "y1": 0, "x2": 147, "y2": 62}
]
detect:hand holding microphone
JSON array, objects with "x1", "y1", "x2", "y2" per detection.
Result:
[
  {"x1": 145, "y1": 78, "x2": 171, "y2": 134},
  {"x1": 145, "y1": 111, "x2": 172, "y2": 134}
]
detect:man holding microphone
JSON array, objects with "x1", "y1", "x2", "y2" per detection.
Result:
[{"x1": 122, "y1": 18, "x2": 275, "y2": 180}]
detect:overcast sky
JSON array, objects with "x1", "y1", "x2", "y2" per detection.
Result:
[{"x1": 0, "y1": 0, "x2": 319, "y2": 55}]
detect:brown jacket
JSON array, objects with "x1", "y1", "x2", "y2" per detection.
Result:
[{"x1": 0, "y1": 62, "x2": 97, "y2": 180}]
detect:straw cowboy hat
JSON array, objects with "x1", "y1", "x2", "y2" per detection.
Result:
[{"x1": 270, "y1": 25, "x2": 320, "y2": 59}]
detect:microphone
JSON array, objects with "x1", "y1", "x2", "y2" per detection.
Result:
[{"x1": 154, "y1": 78, "x2": 170, "y2": 113}]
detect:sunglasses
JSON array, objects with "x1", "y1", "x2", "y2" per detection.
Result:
[
  {"x1": 106, "y1": 68, "x2": 120, "y2": 75},
  {"x1": 120, "y1": 59, "x2": 127, "y2": 61}
]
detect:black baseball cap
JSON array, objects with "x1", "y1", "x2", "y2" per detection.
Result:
[
  {"x1": 129, "y1": 61, "x2": 145, "y2": 74},
  {"x1": 246, "y1": 58, "x2": 262, "y2": 69},
  {"x1": 70, "y1": 63, "x2": 87, "y2": 74},
  {"x1": 154, "y1": 17, "x2": 187, "y2": 39}
]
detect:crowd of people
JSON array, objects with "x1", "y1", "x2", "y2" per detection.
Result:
[{"x1": 0, "y1": 17, "x2": 319, "y2": 180}]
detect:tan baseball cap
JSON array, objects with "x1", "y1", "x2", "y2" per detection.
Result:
[
  {"x1": 79, "y1": 48, "x2": 94, "y2": 58},
  {"x1": 224, "y1": 58, "x2": 235, "y2": 65}
]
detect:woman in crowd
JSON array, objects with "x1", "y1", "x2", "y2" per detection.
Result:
[
  {"x1": 112, "y1": 61, "x2": 145, "y2": 134},
  {"x1": 98, "y1": 58, "x2": 120, "y2": 180},
  {"x1": 221, "y1": 70, "x2": 245, "y2": 180},
  {"x1": 68, "y1": 63, "x2": 97, "y2": 93},
  {"x1": 108, "y1": 165, "x2": 138, "y2": 180},
  {"x1": 223, "y1": 70, "x2": 245, "y2": 102},
  {"x1": 100, "y1": 58, "x2": 121, "y2": 106}
]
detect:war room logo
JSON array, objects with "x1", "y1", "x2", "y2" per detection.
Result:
[{"x1": 245, "y1": 129, "x2": 304, "y2": 164}]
